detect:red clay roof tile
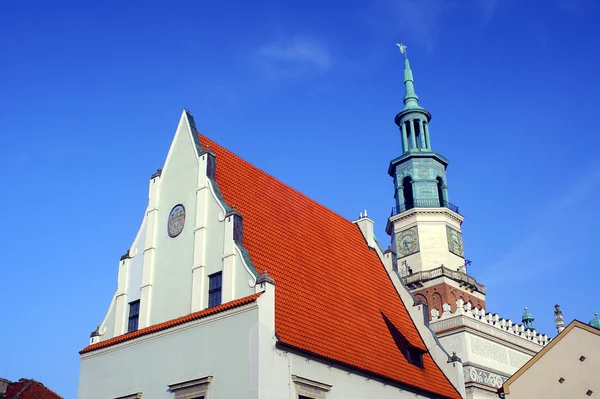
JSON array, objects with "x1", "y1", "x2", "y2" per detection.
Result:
[
  {"x1": 3, "y1": 379, "x2": 63, "y2": 399},
  {"x1": 199, "y1": 135, "x2": 461, "y2": 399},
  {"x1": 80, "y1": 292, "x2": 261, "y2": 354}
]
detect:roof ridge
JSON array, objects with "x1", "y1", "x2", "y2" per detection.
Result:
[
  {"x1": 12, "y1": 380, "x2": 33, "y2": 399},
  {"x1": 198, "y1": 134, "x2": 355, "y2": 226}
]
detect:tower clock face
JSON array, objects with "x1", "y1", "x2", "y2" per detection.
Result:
[
  {"x1": 396, "y1": 227, "x2": 419, "y2": 257},
  {"x1": 446, "y1": 226, "x2": 464, "y2": 257}
]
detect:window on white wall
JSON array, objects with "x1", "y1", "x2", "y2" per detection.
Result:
[
  {"x1": 127, "y1": 300, "x2": 140, "y2": 333},
  {"x1": 168, "y1": 376, "x2": 212, "y2": 399},
  {"x1": 292, "y1": 375, "x2": 332, "y2": 399},
  {"x1": 208, "y1": 272, "x2": 222, "y2": 308}
]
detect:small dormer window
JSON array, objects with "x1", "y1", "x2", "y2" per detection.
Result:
[{"x1": 407, "y1": 347, "x2": 424, "y2": 367}]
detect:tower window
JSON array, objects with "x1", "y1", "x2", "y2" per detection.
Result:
[
  {"x1": 127, "y1": 300, "x2": 140, "y2": 333},
  {"x1": 402, "y1": 176, "x2": 414, "y2": 211},
  {"x1": 436, "y1": 177, "x2": 445, "y2": 207},
  {"x1": 208, "y1": 272, "x2": 222, "y2": 308}
]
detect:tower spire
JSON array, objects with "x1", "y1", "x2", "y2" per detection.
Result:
[{"x1": 397, "y1": 43, "x2": 419, "y2": 109}]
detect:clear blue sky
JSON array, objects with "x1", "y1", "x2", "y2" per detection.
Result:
[{"x1": 1, "y1": 0, "x2": 599, "y2": 397}]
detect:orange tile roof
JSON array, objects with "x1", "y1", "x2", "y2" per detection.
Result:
[
  {"x1": 80, "y1": 292, "x2": 262, "y2": 354},
  {"x1": 199, "y1": 135, "x2": 461, "y2": 399},
  {"x1": 3, "y1": 379, "x2": 63, "y2": 399}
]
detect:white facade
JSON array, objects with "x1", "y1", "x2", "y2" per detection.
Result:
[{"x1": 90, "y1": 111, "x2": 258, "y2": 345}]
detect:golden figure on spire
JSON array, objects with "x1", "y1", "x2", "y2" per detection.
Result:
[{"x1": 396, "y1": 43, "x2": 407, "y2": 56}]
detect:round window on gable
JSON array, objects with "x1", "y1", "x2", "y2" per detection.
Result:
[{"x1": 167, "y1": 204, "x2": 186, "y2": 238}]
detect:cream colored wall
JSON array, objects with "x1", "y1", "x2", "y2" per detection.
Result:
[
  {"x1": 391, "y1": 209, "x2": 464, "y2": 273},
  {"x1": 462, "y1": 332, "x2": 531, "y2": 376},
  {"x1": 506, "y1": 326, "x2": 600, "y2": 399}
]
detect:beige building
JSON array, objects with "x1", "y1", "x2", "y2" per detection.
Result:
[{"x1": 499, "y1": 321, "x2": 600, "y2": 399}]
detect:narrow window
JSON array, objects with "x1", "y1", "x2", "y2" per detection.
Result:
[
  {"x1": 402, "y1": 176, "x2": 414, "y2": 211},
  {"x1": 127, "y1": 300, "x2": 140, "y2": 333},
  {"x1": 436, "y1": 177, "x2": 445, "y2": 207},
  {"x1": 208, "y1": 272, "x2": 222, "y2": 308},
  {"x1": 414, "y1": 120, "x2": 421, "y2": 149}
]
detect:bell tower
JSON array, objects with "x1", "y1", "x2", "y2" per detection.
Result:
[{"x1": 386, "y1": 45, "x2": 486, "y2": 314}]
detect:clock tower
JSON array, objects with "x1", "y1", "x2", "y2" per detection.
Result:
[{"x1": 386, "y1": 48, "x2": 486, "y2": 315}]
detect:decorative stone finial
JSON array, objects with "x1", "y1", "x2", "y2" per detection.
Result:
[
  {"x1": 90, "y1": 325, "x2": 101, "y2": 338},
  {"x1": 120, "y1": 249, "x2": 130, "y2": 261},
  {"x1": 447, "y1": 351, "x2": 462, "y2": 363},
  {"x1": 151, "y1": 168, "x2": 162, "y2": 179},
  {"x1": 554, "y1": 304, "x2": 565, "y2": 333},
  {"x1": 256, "y1": 270, "x2": 275, "y2": 285}
]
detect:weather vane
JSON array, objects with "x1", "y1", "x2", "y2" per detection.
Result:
[{"x1": 396, "y1": 43, "x2": 407, "y2": 57}]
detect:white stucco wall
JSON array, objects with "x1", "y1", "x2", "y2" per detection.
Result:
[
  {"x1": 90, "y1": 111, "x2": 257, "y2": 344},
  {"x1": 286, "y1": 349, "x2": 453, "y2": 399},
  {"x1": 79, "y1": 305, "x2": 260, "y2": 399},
  {"x1": 150, "y1": 116, "x2": 201, "y2": 325},
  {"x1": 126, "y1": 215, "x2": 147, "y2": 302}
]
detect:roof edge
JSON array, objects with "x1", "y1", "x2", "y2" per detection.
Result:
[
  {"x1": 500, "y1": 320, "x2": 598, "y2": 395},
  {"x1": 80, "y1": 292, "x2": 262, "y2": 355},
  {"x1": 276, "y1": 341, "x2": 460, "y2": 399}
]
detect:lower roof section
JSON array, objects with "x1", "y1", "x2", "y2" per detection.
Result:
[{"x1": 79, "y1": 293, "x2": 262, "y2": 354}]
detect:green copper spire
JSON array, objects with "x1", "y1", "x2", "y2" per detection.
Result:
[{"x1": 403, "y1": 57, "x2": 420, "y2": 109}]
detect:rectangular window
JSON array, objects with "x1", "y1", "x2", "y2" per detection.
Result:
[
  {"x1": 128, "y1": 300, "x2": 140, "y2": 333},
  {"x1": 208, "y1": 272, "x2": 222, "y2": 308}
]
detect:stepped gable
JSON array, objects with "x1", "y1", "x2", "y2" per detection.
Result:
[{"x1": 200, "y1": 135, "x2": 461, "y2": 399}]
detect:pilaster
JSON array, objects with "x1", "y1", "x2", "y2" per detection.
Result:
[
  {"x1": 113, "y1": 253, "x2": 130, "y2": 336},
  {"x1": 222, "y1": 210, "x2": 238, "y2": 303},
  {"x1": 191, "y1": 154, "x2": 210, "y2": 312},
  {"x1": 139, "y1": 171, "x2": 161, "y2": 328}
]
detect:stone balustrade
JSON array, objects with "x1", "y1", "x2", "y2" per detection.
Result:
[{"x1": 430, "y1": 298, "x2": 550, "y2": 346}]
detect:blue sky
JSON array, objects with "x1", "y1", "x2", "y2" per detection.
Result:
[{"x1": 1, "y1": 0, "x2": 599, "y2": 397}]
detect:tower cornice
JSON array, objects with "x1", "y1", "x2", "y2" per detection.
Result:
[{"x1": 388, "y1": 151, "x2": 449, "y2": 176}]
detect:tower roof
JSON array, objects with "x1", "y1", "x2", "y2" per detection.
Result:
[
  {"x1": 522, "y1": 307, "x2": 536, "y2": 331},
  {"x1": 394, "y1": 45, "x2": 431, "y2": 128}
]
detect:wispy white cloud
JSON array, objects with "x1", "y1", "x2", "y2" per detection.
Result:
[{"x1": 255, "y1": 37, "x2": 333, "y2": 79}]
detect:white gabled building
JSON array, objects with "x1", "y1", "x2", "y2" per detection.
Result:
[{"x1": 77, "y1": 107, "x2": 465, "y2": 399}]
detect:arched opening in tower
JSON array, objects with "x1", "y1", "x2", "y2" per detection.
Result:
[
  {"x1": 436, "y1": 177, "x2": 445, "y2": 207},
  {"x1": 402, "y1": 176, "x2": 414, "y2": 211}
]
